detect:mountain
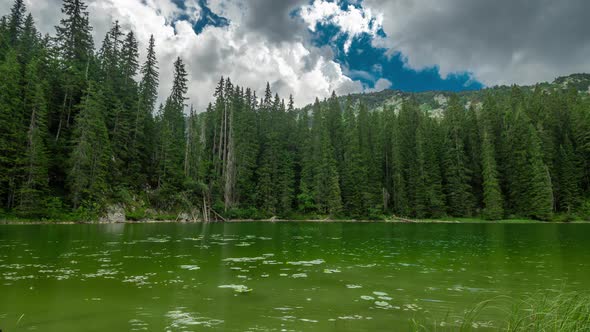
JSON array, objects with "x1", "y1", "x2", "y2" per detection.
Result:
[{"x1": 306, "y1": 73, "x2": 590, "y2": 114}]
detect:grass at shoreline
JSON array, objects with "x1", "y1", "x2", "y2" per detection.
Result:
[{"x1": 410, "y1": 292, "x2": 590, "y2": 332}]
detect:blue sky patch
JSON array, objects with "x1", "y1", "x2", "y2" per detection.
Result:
[
  {"x1": 180, "y1": 0, "x2": 483, "y2": 93},
  {"x1": 172, "y1": 0, "x2": 229, "y2": 34}
]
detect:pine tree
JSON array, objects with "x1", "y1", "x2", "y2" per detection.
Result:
[
  {"x1": 121, "y1": 31, "x2": 139, "y2": 86},
  {"x1": 358, "y1": 101, "x2": 382, "y2": 211},
  {"x1": 18, "y1": 59, "x2": 50, "y2": 213},
  {"x1": 68, "y1": 83, "x2": 112, "y2": 207},
  {"x1": 234, "y1": 88, "x2": 259, "y2": 207},
  {"x1": 0, "y1": 17, "x2": 8, "y2": 54},
  {"x1": 156, "y1": 57, "x2": 188, "y2": 190},
  {"x1": 184, "y1": 105, "x2": 203, "y2": 182},
  {"x1": 310, "y1": 99, "x2": 342, "y2": 215},
  {"x1": 481, "y1": 129, "x2": 504, "y2": 220},
  {"x1": 341, "y1": 97, "x2": 364, "y2": 215},
  {"x1": 0, "y1": 50, "x2": 23, "y2": 208},
  {"x1": 17, "y1": 14, "x2": 41, "y2": 65},
  {"x1": 132, "y1": 34, "x2": 159, "y2": 187},
  {"x1": 503, "y1": 107, "x2": 553, "y2": 220},
  {"x1": 387, "y1": 108, "x2": 408, "y2": 216},
  {"x1": 7, "y1": 0, "x2": 26, "y2": 46},
  {"x1": 527, "y1": 127, "x2": 554, "y2": 220},
  {"x1": 53, "y1": 0, "x2": 94, "y2": 141},
  {"x1": 54, "y1": 0, "x2": 93, "y2": 69},
  {"x1": 415, "y1": 116, "x2": 445, "y2": 218},
  {"x1": 556, "y1": 136, "x2": 580, "y2": 213},
  {"x1": 465, "y1": 104, "x2": 483, "y2": 209},
  {"x1": 396, "y1": 100, "x2": 421, "y2": 216},
  {"x1": 443, "y1": 95, "x2": 474, "y2": 216},
  {"x1": 326, "y1": 91, "x2": 344, "y2": 175},
  {"x1": 297, "y1": 107, "x2": 315, "y2": 213}
]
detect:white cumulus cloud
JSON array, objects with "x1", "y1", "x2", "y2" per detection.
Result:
[
  {"x1": 300, "y1": 0, "x2": 383, "y2": 53},
  {"x1": 0, "y1": 0, "x2": 366, "y2": 111}
]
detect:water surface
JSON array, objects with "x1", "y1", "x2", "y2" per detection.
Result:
[{"x1": 0, "y1": 222, "x2": 589, "y2": 331}]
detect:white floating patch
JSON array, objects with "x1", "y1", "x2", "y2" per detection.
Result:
[
  {"x1": 286, "y1": 259, "x2": 325, "y2": 266},
  {"x1": 346, "y1": 284, "x2": 362, "y2": 289},
  {"x1": 375, "y1": 301, "x2": 390, "y2": 307},
  {"x1": 166, "y1": 309, "x2": 224, "y2": 328},
  {"x1": 360, "y1": 295, "x2": 375, "y2": 301},
  {"x1": 218, "y1": 284, "x2": 252, "y2": 293},
  {"x1": 223, "y1": 257, "x2": 266, "y2": 263},
  {"x1": 323, "y1": 269, "x2": 341, "y2": 274},
  {"x1": 180, "y1": 265, "x2": 200, "y2": 271},
  {"x1": 291, "y1": 273, "x2": 308, "y2": 278}
]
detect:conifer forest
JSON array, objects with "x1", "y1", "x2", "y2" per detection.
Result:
[{"x1": 1, "y1": 0, "x2": 590, "y2": 222}]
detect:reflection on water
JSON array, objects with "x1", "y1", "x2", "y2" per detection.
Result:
[{"x1": 0, "y1": 222, "x2": 589, "y2": 331}]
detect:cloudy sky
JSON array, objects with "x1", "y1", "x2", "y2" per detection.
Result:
[{"x1": 2, "y1": 0, "x2": 589, "y2": 110}]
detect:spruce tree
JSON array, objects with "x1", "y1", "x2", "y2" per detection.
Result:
[
  {"x1": 53, "y1": 0, "x2": 94, "y2": 155},
  {"x1": 311, "y1": 100, "x2": 342, "y2": 215},
  {"x1": 0, "y1": 50, "x2": 23, "y2": 208},
  {"x1": 415, "y1": 116, "x2": 446, "y2": 218},
  {"x1": 55, "y1": 0, "x2": 93, "y2": 69},
  {"x1": 396, "y1": 100, "x2": 421, "y2": 216},
  {"x1": 133, "y1": 35, "x2": 159, "y2": 187},
  {"x1": 7, "y1": 0, "x2": 26, "y2": 46},
  {"x1": 17, "y1": 14, "x2": 41, "y2": 65},
  {"x1": 341, "y1": 97, "x2": 364, "y2": 215},
  {"x1": 156, "y1": 57, "x2": 188, "y2": 191},
  {"x1": 234, "y1": 88, "x2": 259, "y2": 208},
  {"x1": 443, "y1": 95, "x2": 474, "y2": 216},
  {"x1": 481, "y1": 129, "x2": 504, "y2": 220},
  {"x1": 358, "y1": 101, "x2": 382, "y2": 211},
  {"x1": 68, "y1": 83, "x2": 112, "y2": 207},
  {"x1": 556, "y1": 136, "x2": 580, "y2": 213},
  {"x1": 18, "y1": 60, "x2": 50, "y2": 213}
]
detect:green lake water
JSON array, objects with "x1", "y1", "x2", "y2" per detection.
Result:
[{"x1": 0, "y1": 222, "x2": 589, "y2": 331}]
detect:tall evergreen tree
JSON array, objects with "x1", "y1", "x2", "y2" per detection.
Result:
[
  {"x1": 156, "y1": 57, "x2": 188, "y2": 191},
  {"x1": 310, "y1": 99, "x2": 342, "y2": 215},
  {"x1": 556, "y1": 136, "x2": 581, "y2": 213},
  {"x1": 0, "y1": 50, "x2": 24, "y2": 208},
  {"x1": 18, "y1": 60, "x2": 50, "y2": 213},
  {"x1": 53, "y1": 0, "x2": 94, "y2": 141},
  {"x1": 443, "y1": 95, "x2": 474, "y2": 216},
  {"x1": 7, "y1": 0, "x2": 26, "y2": 46},
  {"x1": 68, "y1": 83, "x2": 112, "y2": 207},
  {"x1": 415, "y1": 116, "x2": 446, "y2": 218},
  {"x1": 481, "y1": 129, "x2": 504, "y2": 220},
  {"x1": 131, "y1": 34, "x2": 159, "y2": 187}
]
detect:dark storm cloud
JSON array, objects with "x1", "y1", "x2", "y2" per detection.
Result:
[
  {"x1": 240, "y1": 0, "x2": 309, "y2": 43},
  {"x1": 364, "y1": 0, "x2": 590, "y2": 85}
]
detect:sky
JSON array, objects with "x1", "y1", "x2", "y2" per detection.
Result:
[{"x1": 2, "y1": 0, "x2": 590, "y2": 111}]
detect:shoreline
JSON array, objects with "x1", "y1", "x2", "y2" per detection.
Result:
[{"x1": 1, "y1": 218, "x2": 587, "y2": 225}]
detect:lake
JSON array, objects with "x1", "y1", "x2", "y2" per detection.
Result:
[{"x1": 0, "y1": 222, "x2": 588, "y2": 331}]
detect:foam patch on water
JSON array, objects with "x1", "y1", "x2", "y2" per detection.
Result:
[
  {"x1": 180, "y1": 265, "x2": 200, "y2": 271},
  {"x1": 286, "y1": 259, "x2": 325, "y2": 266},
  {"x1": 338, "y1": 315, "x2": 373, "y2": 320},
  {"x1": 223, "y1": 257, "x2": 267, "y2": 263},
  {"x1": 218, "y1": 284, "x2": 252, "y2": 293},
  {"x1": 323, "y1": 269, "x2": 341, "y2": 274},
  {"x1": 166, "y1": 308, "x2": 224, "y2": 328}
]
